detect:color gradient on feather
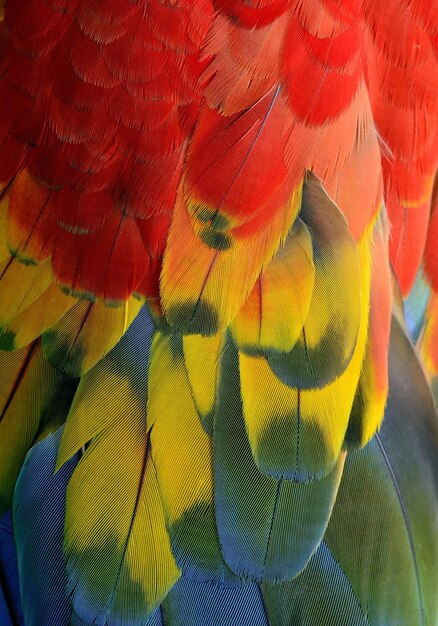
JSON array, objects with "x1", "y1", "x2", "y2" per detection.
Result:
[{"x1": 0, "y1": 0, "x2": 438, "y2": 625}]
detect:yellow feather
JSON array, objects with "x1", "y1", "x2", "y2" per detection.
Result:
[
  {"x1": 64, "y1": 411, "x2": 180, "y2": 623},
  {"x1": 148, "y1": 332, "x2": 213, "y2": 525},
  {"x1": 0, "y1": 258, "x2": 53, "y2": 325},
  {"x1": 0, "y1": 341, "x2": 68, "y2": 512},
  {"x1": 43, "y1": 296, "x2": 143, "y2": 377},
  {"x1": 239, "y1": 227, "x2": 373, "y2": 480},
  {"x1": 182, "y1": 332, "x2": 224, "y2": 432},
  {"x1": 160, "y1": 181, "x2": 302, "y2": 335},
  {"x1": 231, "y1": 218, "x2": 315, "y2": 354},
  {"x1": 148, "y1": 332, "x2": 236, "y2": 581},
  {"x1": 0, "y1": 283, "x2": 76, "y2": 350}
]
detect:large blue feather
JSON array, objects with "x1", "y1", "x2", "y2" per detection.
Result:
[{"x1": 13, "y1": 428, "x2": 78, "y2": 626}]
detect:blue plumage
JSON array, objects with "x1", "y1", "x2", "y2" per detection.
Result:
[{"x1": 13, "y1": 428, "x2": 77, "y2": 626}]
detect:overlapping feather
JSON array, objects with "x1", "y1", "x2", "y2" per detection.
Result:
[{"x1": 0, "y1": 0, "x2": 437, "y2": 625}]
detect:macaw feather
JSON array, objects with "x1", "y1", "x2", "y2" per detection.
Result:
[
  {"x1": 160, "y1": 178, "x2": 301, "y2": 335},
  {"x1": 419, "y1": 292, "x2": 438, "y2": 379},
  {"x1": 13, "y1": 428, "x2": 76, "y2": 626},
  {"x1": 0, "y1": 0, "x2": 437, "y2": 624},
  {"x1": 346, "y1": 216, "x2": 392, "y2": 448},
  {"x1": 0, "y1": 283, "x2": 76, "y2": 351},
  {"x1": 214, "y1": 337, "x2": 345, "y2": 582},
  {"x1": 262, "y1": 315, "x2": 438, "y2": 625},
  {"x1": 162, "y1": 577, "x2": 269, "y2": 626},
  {"x1": 182, "y1": 332, "x2": 224, "y2": 435},
  {"x1": 0, "y1": 257, "x2": 53, "y2": 326},
  {"x1": 62, "y1": 309, "x2": 179, "y2": 625},
  {"x1": 0, "y1": 341, "x2": 72, "y2": 514},
  {"x1": 238, "y1": 224, "x2": 372, "y2": 480},
  {"x1": 148, "y1": 332, "x2": 237, "y2": 585},
  {"x1": 42, "y1": 295, "x2": 143, "y2": 378},
  {"x1": 56, "y1": 305, "x2": 154, "y2": 471},
  {"x1": 267, "y1": 175, "x2": 362, "y2": 389},
  {"x1": 230, "y1": 218, "x2": 315, "y2": 356}
]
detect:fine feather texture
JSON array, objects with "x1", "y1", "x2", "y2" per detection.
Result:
[
  {"x1": 0, "y1": 283, "x2": 76, "y2": 352},
  {"x1": 262, "y1": 315, "x2": 438, "y2": 625},
  {"x1": 0, "y1": 511, "x2": 23, "y2": 626},
  {"x1": 214, "y1": 337, "x2": 345, "y2": 581},
  {"x1": 182, "y1": 332, "x2": 224, "y2": 435},
  {"x1": 62, "y1": 307, "x2": 180, "y2": 625},
  {"x1": 322, "y1": 317, "x2": 438, "y2": 624},
  {"x1": 2, "y1": 315, "x2": 438, "y2": 624},
  {"x1": 0, "y1": 258, "x2": 53, "y2": 327},
  {"x1": 237, "y1": 227, "x2": 372, "y2": 480},
  {"x1": 13, "y1": 428, "x2": 76, "y2": 626},
  {"x1": 346, "y1": 216, "x2": 392, "y2": 447},
  {"x1": 230, "y1": 218, "x2": 315, "y2": 356},
  {"x1": 419, "y1": 292, "x2": 438, "y2": 381},
  {"x1": 0, "y1": 340, "x2": 74, "y2": 514},
  {"x1": 148, "y1": 332, "x2": 239, "y2": 586},
  {"x1": 162, "y1": 578, "x2": 269, "y2": 626},
  {"x1": 0, "y1": 0, "x2": 438, "y2": 624},
  {"x1": 404, "y1": 269, "x2": 431, "y2": 343},
  {"x1": 267, "y1": 175, "x2": 362, "y2": 389},
  {"x1": 424, "y1": 189, "x2": 438, "y2": 292},
  {"x1": 56, "y1": 305, "x2": 155, "y2": 470},
  {"x1": 160, "y1": 179, "x2": 301, "y2": 335},
  {"x1": 42, "y1": 296, "x2": 143, "y2": 378}
]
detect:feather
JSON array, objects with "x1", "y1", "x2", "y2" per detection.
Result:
[
  {"x1": 0, "y1": 194, "x2": 9, "y2": 264},
  {"x1": 62, "y1": 307, "x2": 180, "y2": 625},
  {"x1": 230, "y1": 218, "x2": 315, "y2": 356},
  {"x1": 387, "y1": 192, "x2": 432, "y2": 297},
  {"x1": 267, "y1": 175, "x2": 362, "y2": 389},
  {"x1": 0, "y1": 341, "x2": 72, "y2": 514},
  {"x1": 6, "y1": 170, "x2": 55, "y2": 264},
  {"x1": 262, "y1": 541, "x2": 369, "y2": 626},
  {"x1": 42, "y1": 296, "x2": 143, "y2": 378},
  {"x1": 200, "y1": 13, "x2": 288, "y2": 115},
  {"x1": 0, "y1": 258, "x2": 53, "y2": 326},
  {"x1": 424, "y1": 188, "x2": 438, "y2": 292},
  {"x1": 214, "y1": 337, "x2": 345, "y2": 582},
  {"x1": 323, "y1": 316, "x2": 438, "y2": 624},
  {"x1": 403, "y1": 269, "x2": 431, "y2": 343},
  {"x1": 262, "y1": 315, "x2": 438, "y2": 624},
  {"x1": 13, "y1": 428, "x2": 76, "y2": 626},
  {"x1": 56, "y1": 305, "x2": 154, "y2": 471},
  {"x1": 419, "y1": 292, "x2": 438, "y2": 380},
  {"x1": 237, "y1": 224, "x2": 372, "y2": 480},
  {"x1": 213, "y1": 0, "x2": 288, "y2": 28},
  {"x1": 0, "y1": 511, "x2": 23, "y2": 626},
  {"x1": 364, "y1": 0, "x2": 438, "y2": 294},
  {"x1": 346, "y1": 216, "x2": 392, "y2": 448},
  {"x1": 162, "y1": 578, "x2": 269, "y2": 626},
  {"x1": 160, "y1": 177, "x2": 301, "y2": 335},
  {"x1": 182, "y1": 332, "x2": 224, "y2": 435},
  {"x1": 282, "y1": 13, "x2": 363, "y2": 124},
  {"x1": 0, "y1": 283, "x2": 75, "y2": 351},
  {"x1": 148, "y1": 332, "x2": 238, "y2": 585},
  {"x1": 184, "y1": 88, "x2": 296, "y2": 232},
  {"x1": 51, "y1": 214, "x2": 151, "y2": 303}
]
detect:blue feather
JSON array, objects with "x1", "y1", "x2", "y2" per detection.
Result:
[
  {"x1": 0, "y1": 510, "x2": 24, "y2": 626},
  {"x1": 163, "y1": 577, "x2": 269, "y2": 625},
  {"x1": 13, "y1": 427, "x2": 78, "y2": 626}
]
